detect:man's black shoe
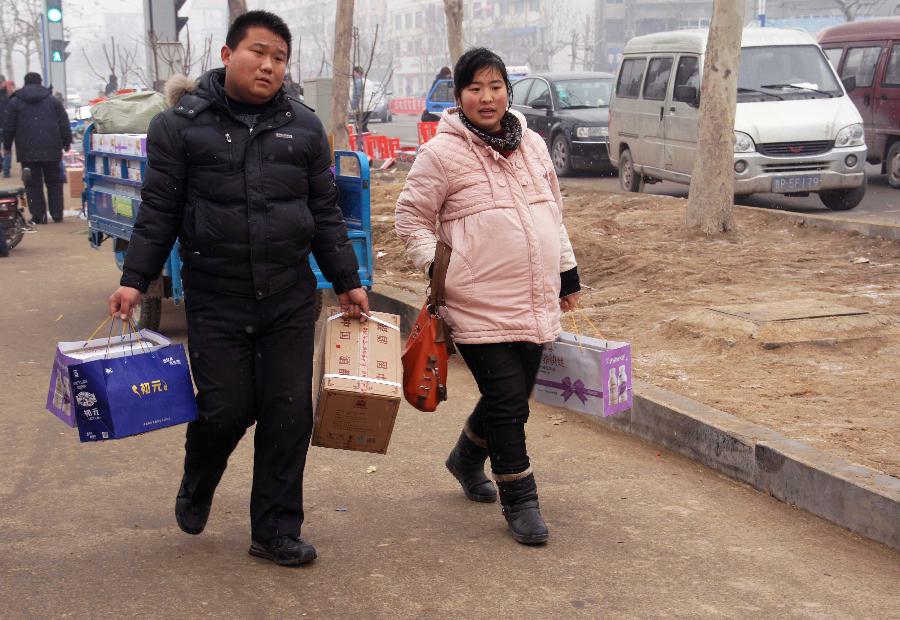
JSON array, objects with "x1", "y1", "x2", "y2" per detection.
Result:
[
  {"x1": 175, "y1": 497, "x2": 211, "y2": 535},
  {"x1": 249, "y1": 535, "x2": 317, "y2": 566}
]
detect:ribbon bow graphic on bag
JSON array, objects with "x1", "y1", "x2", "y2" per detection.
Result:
[{"x1": 560, "y1": 377, "x2": 589, "y2": 404}]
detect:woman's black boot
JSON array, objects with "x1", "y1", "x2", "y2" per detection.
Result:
[
  {"x1": 496, "y1": 470, "x2": 549, "y2": 545},
  {"x1": 445, "y1": 423, "x2": 498, "y2": 503}
]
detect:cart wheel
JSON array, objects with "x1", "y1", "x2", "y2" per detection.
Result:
[
  {"x1": 5, "y1": 225, "x2": 23, "y2": 250},
  {"x1": 135, "y1": 295, "x2": 162, "y2": 332},
  {"x1": 314, "y1": 290, "x2": 323, "y2": 320}
]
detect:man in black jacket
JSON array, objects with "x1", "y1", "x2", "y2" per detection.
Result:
[
  {"x1": 108, "y1": 11, "x2": 369, "y2": 566},
  {"x1": 2, "y1": 72, "x2": 72, "y2": 223}
]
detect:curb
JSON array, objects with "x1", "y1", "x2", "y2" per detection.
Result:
[
  {"x1": 735, "y1": 205, "x2": 900, "y2": 241},
  {"x1": 367, "y1": 284, "x2": 900, "y2": 551}
]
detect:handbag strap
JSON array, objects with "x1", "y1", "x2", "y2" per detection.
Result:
[{"x1": 428, "y1": 239, "x2": 452, "y2": 309}]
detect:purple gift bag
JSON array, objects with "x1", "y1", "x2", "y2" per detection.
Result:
[
  {"x1": 46, "y1": 329, "x2": 171, "y2": 427},
  {"x1": 533, "y1": 331, "x2": 632, "y2": 417}
]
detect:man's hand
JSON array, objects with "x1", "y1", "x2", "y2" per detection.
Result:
[
  {"x1": 338, "y1": 287, "x2": 370, "y2": 321},
  {"x1": 109, "y1": 286, "x2": 142, "y2": 321},
  {"x1": 559, "y1": 292, "x2": 580, "y2": 313}
]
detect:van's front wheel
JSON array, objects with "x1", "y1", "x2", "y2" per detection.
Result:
[
  {"x1": 619, "y1": 148, "x2": 644, "y2": 193},
  {"x1": 819, "y1": 176, "x2": 866, "y2": 211},
  {"x1": 887, "y1": 142, "x2": 900, "y2": 189}
]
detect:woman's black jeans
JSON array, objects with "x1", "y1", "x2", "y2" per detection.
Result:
[{"x1": 456, "y1": 341, "x2": 544, "y2": 476}]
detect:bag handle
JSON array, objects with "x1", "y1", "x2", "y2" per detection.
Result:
[{"x1": 428, "y1": 239, "x2": 452, "y2": 311}]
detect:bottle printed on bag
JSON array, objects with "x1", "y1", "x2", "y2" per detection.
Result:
[
  {"x1": 618, "y1": 366, "x2": 628, "y2": 402},
  {"x1": 608, "y1": 370, "x2": 618, "y2": 407}
]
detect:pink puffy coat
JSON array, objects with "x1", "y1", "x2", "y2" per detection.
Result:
[{"x1": 395, "y1": 108, "x2": 578, "y2": 345}]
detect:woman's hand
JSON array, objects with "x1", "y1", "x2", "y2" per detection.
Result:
[{"x1": 559, "y1": 292, "x2": 580, "y2": 313}]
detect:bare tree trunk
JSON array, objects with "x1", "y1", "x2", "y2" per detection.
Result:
[
  {"x1": 443, "y1": 0, "x2": 464, "y2": 67},
  {"x1": 570, "y1": 30, "x2": 578, "y2": 71},
  {"x1": 684, "y1": 0, "x2": 744, "y2": 234},
  {"x1": 3, "y1": 48, "x2": 13, "y2": 83},
  {"x1": 330, "y1": 0, "x2": 354, "y2": 150},
  {"x1": 228, "y1": 0, "x2": 248, "y2": 26}
]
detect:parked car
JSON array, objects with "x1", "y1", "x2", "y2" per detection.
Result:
[
  {"x1": 510, "y1": 72, "x2": 616, "y2": 176},
  {"x1": 609, "y1": 28, "x2": 867, "y2": 210},
  {"x1": 350, "y1": 78, "x2": 392, "y2": 123},
  {"x1": 819, "y1": 17, "x2": 900, "y2": 188},
  {"x1": 424, "y1": 78, "x2": 455, "y2": 118}
]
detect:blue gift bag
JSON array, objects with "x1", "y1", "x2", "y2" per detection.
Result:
[{"x1": 67, "y1": 344, "x2": 197, "y2": 442}]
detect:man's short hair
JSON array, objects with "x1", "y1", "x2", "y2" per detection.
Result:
[
  {"x1": 24, "y1": 72, "x2": 42, "y2": 86},
  {"x1": 226, "y1": 10, "x2": 292, "y2": 58}
]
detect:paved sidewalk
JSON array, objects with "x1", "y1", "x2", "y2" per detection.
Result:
[{"x1": 1, "y1": 221, "x2": 898, "y2": 618}]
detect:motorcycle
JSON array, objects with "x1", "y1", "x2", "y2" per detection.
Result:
[{"x1": 0, "y1": 168, "x2": 35, "y2": 250}]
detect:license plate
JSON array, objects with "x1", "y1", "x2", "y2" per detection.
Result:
[{"x1": 772, "y1": 175, "x2": 821, "y2": 193}]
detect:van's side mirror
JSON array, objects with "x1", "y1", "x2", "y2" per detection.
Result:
[
  {"x1": 531, "y1": 101, "x2": 551, "y2": 110},
  {"x1": 674, "y1": 85, "x2": 699, "y2": 107},
  {"x1": 842, "y1": 75, "x2": 856, "y2": 93}
]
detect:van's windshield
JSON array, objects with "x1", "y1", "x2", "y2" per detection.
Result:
[{"x1": 738, "y1": 45, "x2": 843, "y2": 101}]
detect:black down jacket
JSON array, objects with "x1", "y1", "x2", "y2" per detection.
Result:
[
  {"x1": 121, "y1": 69, "x2": 361, "y2": 298},
  {"x1": 2, "y1": 84, "x2": 72, "y2": 162}
]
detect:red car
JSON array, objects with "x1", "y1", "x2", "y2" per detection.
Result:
[{"x1": 819, "y1": 17, "x2": 900, "y2": 188}]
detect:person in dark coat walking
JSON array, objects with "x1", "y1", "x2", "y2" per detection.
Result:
[
  {"x1": 108, "y1": 11, "x2": 369, "y2": 567},
  {"x1": 0, "y1": 76, "x2": 11, "y2": 178},
  {"x1": 2, "y1": 72, "x2": 72, "y2": 223}
]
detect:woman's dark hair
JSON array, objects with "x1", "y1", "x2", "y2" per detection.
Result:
[
  {"x1": 226, "y1": 10, "x2": 292, "y2": 58},
  {"x1": 452, "y1": 47, "x2": 512, "y2": 103},
  {"x1": 437, "y1": 66, "x2": 452, "y2": 79}
]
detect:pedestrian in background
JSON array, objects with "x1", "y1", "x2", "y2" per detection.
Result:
[
  {"x1": 395, "y1": 48, "x2": 581, "y2": 545},
  {"x1": 108, "y1": 10, "x2": 368, "y2": 566},
  {"x1": 0, "y1": 76, "x2": 11, "y2": 178},
  {"x1": 104, "y1": 73, "x2": 118, "y2": 97},
  {"x1": 2, "y1": 73, "x2": 71, "y2": 224}
]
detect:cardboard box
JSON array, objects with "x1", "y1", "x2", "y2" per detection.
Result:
[
  {"x1": 313, "y1": 307, "x2": 402, "y2": 454},
  {"x1": 68, "y1": 167, "x2": 84, "y2": 198}
]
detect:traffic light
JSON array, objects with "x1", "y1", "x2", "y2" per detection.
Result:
[
  {"x1": 50, "y1": 39, "x2": 69, "y2": 63},
  {"x1": 46, "y1": 0, "x2": 62, "y2": 23},
  {"x1": 175, "y1": 0, "x2": 188, "y2": 39}
]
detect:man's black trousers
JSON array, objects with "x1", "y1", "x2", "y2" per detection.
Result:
[
  {"x1": 456, "y1": 342, "x2": 544, "y2": 476},
  {"x1": 181, "y1": 270, "x2": 318, "y2": 543},
  {"x1": 22, "y1": 160, "x2": 64, "y2": 223}
]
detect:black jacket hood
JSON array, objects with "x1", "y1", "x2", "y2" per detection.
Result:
[{"x1": 18, "y1": 83, "x2": 52, "y2": 104}]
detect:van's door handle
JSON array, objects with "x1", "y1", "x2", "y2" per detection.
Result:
[
  {"x1": 864, "y1": 94, "x2": 871, "y2": 107},
  {"x1": 659, "y1": 107, "x2": 664, "y2": 121}
]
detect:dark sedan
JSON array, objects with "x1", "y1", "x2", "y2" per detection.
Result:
[{"x1": 511, "y1": 72, "x2": 615, "y2": 176}]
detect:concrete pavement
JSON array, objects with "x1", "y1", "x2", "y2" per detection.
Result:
[{"x1": 2, "y1": 221, "x2": 899, "y2": 618}]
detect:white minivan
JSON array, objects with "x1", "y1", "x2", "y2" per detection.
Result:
[{"x1": 609, "y1": 28, "x2": 868, "y2": 210}]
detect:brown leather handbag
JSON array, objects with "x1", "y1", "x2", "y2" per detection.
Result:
[{"x1": 401, "y1": 240, "x2": 455, "y2": 412}]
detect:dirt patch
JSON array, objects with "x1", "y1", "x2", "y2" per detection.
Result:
[{"x1": 370, "y1": 169, "x2": 900, "y2": 478}]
